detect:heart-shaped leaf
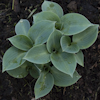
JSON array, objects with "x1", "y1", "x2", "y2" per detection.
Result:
[
  {"x1": 24, "y1": 44, "x2": 50, "y2": 64},
  {"x1": 29, "y1": 63, "x2": 40, "y2": 79},
  {"x1": 34, "y1": 72, "x2": 54, "y2": 99},
  {"x1": 61, "y1": 13, "x2": 93, "y2": 35},
  {"x1": 47, "y1": 29, "x2": 62, "y2": 53},
  {"x1": 8, "y1": 35, "x2": 33, "y2": 51},
  {"x1": 7, "y1": 62, "x2": 28, "y2": 78},
  {"x1": 33, "y1": 11, "x2": 60, "y2": 24},
  {"x1": 42, "y1": 1, "x2": 63, "y2": 18},
  {"x1": 51, "y1": 51, "x2": 77, "y2": 77},
  {"x1": 60, "y1": 36, "x2": 79, "y2": 53},
  {"x1": 15, "y1": 19, "x2": 30, "y2": 35},
  {"x1": 2, "y1": 46, "x2": 26, "y2": 72},
  {"x1": 28, "y1": 20, "x2": 55, "y2": 45},
  {"x1": 74, "y1": 50, "x2": 84, "y2": 67},
  {"x1": 50, "y1": 66, "x2": 81, "y2": 87},
  {"x1": 73, "y1": 25, "x2": 99, "y2": 49}
]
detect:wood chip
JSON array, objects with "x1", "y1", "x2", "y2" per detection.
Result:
[
  {"x1": 12, "y1": 0, "x2": 20, "y2": 12},
  {"x1": 63, "y1": 87, "x2": 66, "y2": 95},
  {"x1": 67, "y1": 1, "x2": 77, "y2": 11}
]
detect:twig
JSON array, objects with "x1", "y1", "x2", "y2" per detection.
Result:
[{"x1": 12, "y1": 0, "x2": 20, "y2": 12}]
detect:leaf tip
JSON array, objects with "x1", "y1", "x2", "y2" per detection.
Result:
[
  {"x1": 6, "y1": 38, "x2": 10, "y2": 41},
  {"x1": 35, "y1": 96, "x2": 39, "y2": 100},
  {"x1": 80, "y1": 63, "x2": 84, "y2": 67},
  {"x1": 70, "y1": 73, "x2": 73, "y2": 78},
  {"x1": 77, "y1": 75, "x2": 81, "y2": 79},
  {"x1": 82, "y1": 64, "x2": 84, "y2": 67}
]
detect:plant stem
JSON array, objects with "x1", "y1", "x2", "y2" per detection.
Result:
[{"x1": 12, "y1": 0, "x2": 15, "y2": 10}]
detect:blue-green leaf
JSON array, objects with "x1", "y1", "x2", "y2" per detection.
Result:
[
  {"x1": 61, "y1": 13, "x2": 93, "y2": 35},
  {"x1": 15, "y1": 19, "x2": 30, "y2": 35},
  {"x1": 35, "y1": 64, "x2": 44, "y2": 71},
  {"x1": 74, "y1": 50, "x2": 84, "y2": 67},
  {"x1": 51, "y1": 51, "x2": 77, "y2": 77},
  {"x1": 47, "y1": 29, "x2": 62, "y2": 53},
  {"x1": 42, "y1": 1, "x2": 63, "y2": 18},
  {"x1": 8, "y1": 35, "x2": 33, "y2": 51},
  {"x1": 2, "y1": 46, "x2": 26, "y2": 72},
  {"x1": 34, "y1": 72, "x2": 54, "y2": 99},
  {"x1": 50, "y1": 66, "x2": 81, "y2": 87},
  {"x1": 24, "y1": 44, "x2": 50, "y2": 64},
  {"x1": 7, "y1": 62, "x2": 28, "y2": 78},
  {"x1": 29, "y1": 63, "x2": 40, "y2": 79},
  {"x1": 73, "y1": 25, "x2": 99, "y2": 49},
  {"x1": 33, "y1": 11, "x2": 60, "y2": 23},
  {"x1": 28, "y1": 20, "x2": 55, "y2": 45},
  {"x1": 60, "y1": 36, "x2": 79, "y2": 53}
]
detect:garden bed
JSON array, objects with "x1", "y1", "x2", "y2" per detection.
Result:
[{"x1": 0, "y1": 0, "x2": 100, "y2": 100}]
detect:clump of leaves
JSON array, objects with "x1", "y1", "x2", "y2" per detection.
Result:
[{"x1": 2, "y1": 1, "x2": 99, "y2": 99}]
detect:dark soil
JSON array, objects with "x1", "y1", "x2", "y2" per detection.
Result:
[{"x1": 0, "y1": 0, "x2": 100, "y2": 100}]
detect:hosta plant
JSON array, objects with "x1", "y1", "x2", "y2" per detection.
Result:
[{"x1": 2, "y1": 1, "x2": 99, "y2": 99}]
